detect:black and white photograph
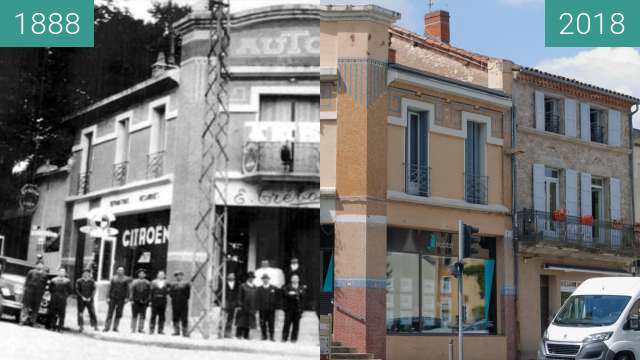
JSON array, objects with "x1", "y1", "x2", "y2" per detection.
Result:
[{"x1": 0, "y1": 1, "x2": 320, "y2": 359}]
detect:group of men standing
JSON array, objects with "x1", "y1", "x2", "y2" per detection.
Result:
[
  {"x1": 17, "y1": 257, "x2": 306, "y2": 342},
  {"x1": 19, "y1": 261, "x2": 192, "y2": 336},
  {"x1": 100, "y1": 266, "x2": 191, "y2": 336},
  {"x1": 222, "y1": 258, "x2": 307, "y2": 342}
]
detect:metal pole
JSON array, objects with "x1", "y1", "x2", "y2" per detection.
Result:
[
  {"x1": 458, "y1": 219, "x2": 464, "y2": 360},
  {"x1": 448, "y1": 339, "x2": 453, "y2": 360}
]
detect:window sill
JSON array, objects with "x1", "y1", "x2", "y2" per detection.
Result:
[
  {"x1": 387, "y1": 191, "x2": 509, "y2": 215},
  {"x1": 387, "y1": 332, "x2": 499, "y2": 337},
  {"x1": 520, "y1": 127, "x2": 629, "y2": 154}
]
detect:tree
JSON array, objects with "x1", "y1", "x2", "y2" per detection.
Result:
[{"x1": 0, "y1": 1, "x2": 192, "y2": 211}]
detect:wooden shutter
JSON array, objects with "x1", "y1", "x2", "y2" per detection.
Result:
[
  {"x1": 535, "y1": 91, "x2": 545, "y2": 131},
  {"x1": 533, "y1": 164, "x2": 545, "y2": 211},
  {"x1": 608, "y1": 109, "x2": 621, "y2": 146},
  {"x1": 564, "y1": 99, "x2": 577, "y2": 137},
  {"x1": 580, "y1": 172, "x2": 592, "y2": 215},
  {"x1": 610, "y1": 177, "x2": 621, "y2": 220},
  {"x1": 580, "y1": 103, "x2": 591, "y2": 141},
  {"x1": 565, "y1": 169, "x2": 578, "y2": 216}
]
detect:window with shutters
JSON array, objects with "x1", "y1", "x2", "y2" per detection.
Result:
[
  {"x1": 590, "y1": 109, "x2": 606, "y2": 144},
  {"x1": 405, "y1": 110, "x2": 429, "y2": 197},
  {"x1": 465, "y1": 121, "x2": 487, "y2": 204},
  {"x1": 544, "y1": 96, "x2": 563, "y2": 134}
]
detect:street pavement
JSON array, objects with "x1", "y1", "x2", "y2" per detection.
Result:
[
  {"x1": 0, "y1": 298, "x2": 319, "y2": 360},
  {"x1": 0, "y1": 319, "x2": 318, "y2": 360}
]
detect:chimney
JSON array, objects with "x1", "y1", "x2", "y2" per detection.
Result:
[{"x1": 424, "y1": 10, "x2": 450, "y2": 44}]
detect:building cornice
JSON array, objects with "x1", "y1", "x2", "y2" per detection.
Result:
[
  {"x1": 319, "y1": 4, "x2": 400, "y2": 24},
  {"x1": 62, "y1": 70, "x2": 179, "y2": 125},
  {"x1": 388, "y1": 64, "x2": 512, "y2": 109},
  {"x1": 519, "y1": 126, "x2": 632, "y2": 155}
]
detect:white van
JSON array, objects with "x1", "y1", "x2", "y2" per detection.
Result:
[{"x1": 539, "y1": 277, "x2": 640, "y2": 360}]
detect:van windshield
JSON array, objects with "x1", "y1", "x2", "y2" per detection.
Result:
[{"x1": 553, "y1": 295, "x2": 630, "y2": 326}]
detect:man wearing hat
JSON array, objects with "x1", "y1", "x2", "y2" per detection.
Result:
[
  {"x1": 149, "y1": 270, "x2": 169, "y2": 335},
  {"x1": 130, "y1": 268, "x2": 151, "y2": 333},
  {"x1": 104, "y1": 266, "x2": 131, "y2": 332},
  {"x1": 256, "y1": 273, "x2": 278, "y2": 341},
  {"x1": 48, "y1": 267, "x2": 73, "y2": 332},
  {"x1": 235, "y1": 272, "x2": 257, "y2": 339},
  {"x1": 76, "y1": 268, "x2": 98, "y2": 332},
  {"x1": 216, "y1": 272, "x2": 240, "y2": 338},
  {"x1": 169, "y1": 271, "x2": 191, "y2": 337}
]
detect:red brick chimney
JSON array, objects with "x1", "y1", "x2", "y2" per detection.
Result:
[{"x1": 424, "y1": 10, "x2": 450, "y2": 44}]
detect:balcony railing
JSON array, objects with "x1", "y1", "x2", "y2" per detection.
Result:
[
  {"x1": 112, "y1": 161, "x2": 128, "y2": 187},
  {"x1": 242, "y1": 141, "x2": 319, "y2": 175},
  {"x1": 545, "y1": 113, "x2": 561, "y2": 134},
  {"x1": 464, "y1": 173, "x2": 488, "y2": 205},
  {"x1": 242, "y1": 121, "x2": 319, "y2": 178},
  {"x1": 77, "y1": 171, "x2": 91, "y2": 195},
  {"x1": 147, "y1": 151, "x2": 164, "y2": 179},
  {"x1": 516, "y1": 209, "x2": 639, "y2": 256},
  {"x1": 406, "y1": 164, "x2": 430, "y2": 197}
]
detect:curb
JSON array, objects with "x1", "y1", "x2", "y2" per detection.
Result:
[{"x1": 74, "y1": 330, "x2": 319, "y2": 358}]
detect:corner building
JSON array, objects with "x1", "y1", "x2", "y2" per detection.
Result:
[
  {"x1": 321, "y1": 6, "x2": 515, "y2": 360},
  {"x1": 33, "y1": 4, "x2": 320, "y2": 311}
]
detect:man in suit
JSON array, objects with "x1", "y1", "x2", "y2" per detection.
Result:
[
  {"x1": 149, "y1": 270, "x2": 169, "y2": 335},
  {"x1": 48, "y1": 267, "x2": 73, "y2": 332},
  {"x1": 130, "y1": 269, "x2": 151, "y2": 333},
  {"x1": 235, "y1": 272, "x2": 257, "y2": 340},
  {"x1": 103, "y1": 266, "x2": 130, "y2": 332},
  {"x1": 282, "y1": 274, "x2": 306, "y2": 342},
  {"x1": 218, "y1": 272, "x2": 239, "y2": 338},
  {"x1": 257, "y1": 273, "x2": 278, "y2": 341},
  {"x1": 169, "y1": 271, "x2": 191, "y2": 337},
  {"x1": 76, "y1": 268, "x2": 98, "y2": 332}
]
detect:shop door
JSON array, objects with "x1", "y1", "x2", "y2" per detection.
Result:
[{"x1": 540, "y1": 275, "x2": 550, "y2": 336}]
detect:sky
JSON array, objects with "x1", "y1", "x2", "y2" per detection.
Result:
[{"x1": 102, "y1": 0, "x2": 640, "y2": 126}]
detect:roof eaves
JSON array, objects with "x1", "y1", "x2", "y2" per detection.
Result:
[{"x1": 520, "y1": 67, "x2": 640, "y2": 104}]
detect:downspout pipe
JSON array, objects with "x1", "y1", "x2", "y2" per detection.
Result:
[
  {"x1": 630, "y1": 103, "x2": 639, "y2": 273},
  {"x1": 511, "y1": 105, "x2": 518, "y2": 298}
]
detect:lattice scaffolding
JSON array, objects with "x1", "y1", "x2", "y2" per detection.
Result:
[{"x1": 191, "y1": 0, "x2": 231, "y2": 339}]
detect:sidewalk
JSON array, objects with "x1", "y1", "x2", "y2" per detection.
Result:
[{"x1": 65, "y1": 298, "x2": 319, "y2": 358}]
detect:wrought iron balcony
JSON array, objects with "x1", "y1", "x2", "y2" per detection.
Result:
[
  {"x1": 147, "y1": 151, "x2": 164, "y2": 179},
  {"x1": 516, "y1": 209, "x2": 639, "y2": 257},
  {"x1": 545, "y1": 113, "x2": 561, "y2": 134},
  {"x1": 77, "y1": 171, "x2": 91, "y2": 195},
  {"x1": 112, "y1": 161, "x2": 128, "y2": 186},
  {"x1": 464, "y1": 173, "x2": 488, "y2": 205},
  {"x1": 242, "y1": 141, "x2": 319, "y2": 176},
  {"x1": 406, "y1": 164, "x2": 430, "y2": 197},
  {"x1": 242, "y1": 121, "x2": 319, "y2": 179}
]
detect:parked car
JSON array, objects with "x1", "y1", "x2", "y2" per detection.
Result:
[{"x1": 0, "y1": 272, "x2": 25, "y2": 322}]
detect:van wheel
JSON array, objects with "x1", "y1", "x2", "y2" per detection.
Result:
[{"x1": 616, "y1": 353, "x2": 634, "y2": 360}]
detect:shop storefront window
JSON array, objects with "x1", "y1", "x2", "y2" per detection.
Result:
[{"x1": 386, "y1": 227, "x2": 497, "y2": 335}]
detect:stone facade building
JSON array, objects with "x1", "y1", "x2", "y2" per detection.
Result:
[{"x1": 511, "y1": 67, "x2": 639, "y2": 359}]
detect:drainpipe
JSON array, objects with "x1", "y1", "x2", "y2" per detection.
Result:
[
  {"x1": 630, "y1": 104, "x2": 639, "y2": 271},
  {"x1": 511, "y1": 106, "x2": 518, "y2": 298}
]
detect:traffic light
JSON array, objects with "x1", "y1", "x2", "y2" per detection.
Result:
[{"x1": 462, "y1": 224, "x2": 480, "y2": 258}]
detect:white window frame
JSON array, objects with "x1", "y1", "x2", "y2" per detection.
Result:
[{"x1": 114, "y1": 111, "x2": 133, "y2": 164}]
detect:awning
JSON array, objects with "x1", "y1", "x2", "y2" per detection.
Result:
[{"x1": 544, "y1": 263, "x2": 630, "y2": 277}]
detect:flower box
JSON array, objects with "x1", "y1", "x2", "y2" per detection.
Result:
[{"x1": 580, "y1": 215, "x2": 593, "y2": 225}]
